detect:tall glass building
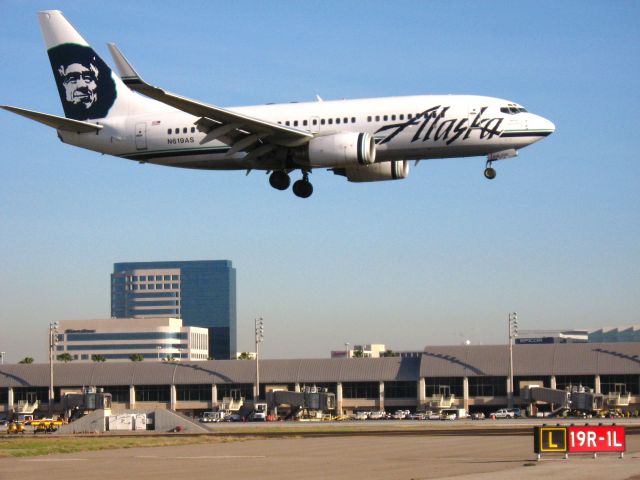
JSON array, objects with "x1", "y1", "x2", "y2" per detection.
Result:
[{"x1": 111, "y1": 260, "x2": 236, "y2": 359}]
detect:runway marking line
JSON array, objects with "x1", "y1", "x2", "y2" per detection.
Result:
[
  {"x1": 135, "y1": 455, "x2": 267, "y2": 460},
  {"x1": 21, "y1": 458, "x2": 88, "y2": 462}
]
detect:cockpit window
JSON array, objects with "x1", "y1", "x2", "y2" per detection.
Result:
[{"x1": 500, "y1": 103, "x2": 527, "y2": 114}]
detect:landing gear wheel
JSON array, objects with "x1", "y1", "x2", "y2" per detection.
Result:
[
  {"x1": 269, "y1": 171, "x2": 290, "y2": 190},
  {"x1": 292, "y1": 179, "x2": 313, "y2": 198},
  {"x1": 484, "y1": 167, "x2": 496, "y2": 180}
]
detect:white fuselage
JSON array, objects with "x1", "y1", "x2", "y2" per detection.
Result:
[{"x1": 59, "y1": 94, "x2": 554, "y2": 171}]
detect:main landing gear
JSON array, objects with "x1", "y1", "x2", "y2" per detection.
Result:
[
  {"x1": 269, "y1": 170, "x2": 313, "y2": 198},
  {"x1": 484, "y1": 160, "x2": 497, "y2": 180},
  {"x1": 269, "y1": 170, "x2": 290, "y2": 190}
]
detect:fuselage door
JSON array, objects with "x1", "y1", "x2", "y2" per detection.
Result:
[{"x1": 135, "y1": 122, "x2": 147, "y2": 150}]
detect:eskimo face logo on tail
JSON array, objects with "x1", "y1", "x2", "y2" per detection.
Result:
[{"x1": 47, "y1": 44, "x2": 117, "y2": 121}]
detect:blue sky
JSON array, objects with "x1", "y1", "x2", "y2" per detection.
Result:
[{"x1": 1, "y1": 1, "x2": 638, "y2": 362}]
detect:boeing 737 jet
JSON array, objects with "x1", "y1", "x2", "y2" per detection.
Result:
[{"x1": 2, "y1": 11, "x2": 555, "y2": 198}]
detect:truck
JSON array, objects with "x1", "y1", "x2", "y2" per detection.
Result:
[{"x1": 248, "y1": 402, "x2": 268, "y2": 421}]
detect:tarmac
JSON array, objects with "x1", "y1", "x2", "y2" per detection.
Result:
[{"x1": 1, "y1": 424, "x2": 639, "y2": 480}]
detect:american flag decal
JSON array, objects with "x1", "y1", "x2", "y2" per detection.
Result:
[{"x1": 152, "y1": 120, "x2": 161, "y2": 126}]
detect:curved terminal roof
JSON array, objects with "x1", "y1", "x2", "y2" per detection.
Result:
[{"x1": 0, "y1": 343, "x2": 638, "y2": 388}]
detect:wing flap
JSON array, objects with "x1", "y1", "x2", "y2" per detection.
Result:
[{"x1": 1, "y1": 105, "x2": 103, "y2": 133}]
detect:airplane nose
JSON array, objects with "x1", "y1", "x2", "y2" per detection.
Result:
[{"x1": 532, "y1": 115, "x2": 555, "y2": 136}]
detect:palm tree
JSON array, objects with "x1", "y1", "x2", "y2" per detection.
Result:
[
  {"x1": 381, "y1": 349, "x2": 398, "y2": 357},
  {"x1": 129, "y1": 353, "x2": 144, "y2": 362},
  {"x1": 19, "y1": 357, "x2": 34, "y2": 364},
  {"x1": 237, "y1": 352, "x2": 254, "y2": 360},
  {"x1": 56, "y1": 353, "x2": 73, "y2": 363},
  {"x1": 352, "y1": 348, "x2": 364, "y2": 358},
  {"x1": 91, "y1": 354, "x2": 106, "y2": 362}
]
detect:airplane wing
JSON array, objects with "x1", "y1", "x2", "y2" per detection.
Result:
[
  {"x1": 107, "y1": 43, "x2": 312, "y2": 159},
  {"x1": 0, "y1": 105, "x2": 103, "y2": 133}
]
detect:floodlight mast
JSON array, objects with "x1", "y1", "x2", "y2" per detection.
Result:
[
  {"x1": 255, "y1": 317, "x2": 264, "y2": 400},
  {"x1": 49, "y1": 322, "x2": 59, "y2": 416},
  {"x1": 507, "y1": 313, "x2": 518, "y2": 409}
]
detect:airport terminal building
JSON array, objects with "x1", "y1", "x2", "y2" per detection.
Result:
[{"x1": 1, "y1": 343, "x2": 638, "y2": 417}]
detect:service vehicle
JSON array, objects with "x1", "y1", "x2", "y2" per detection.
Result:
[
  {"x1": 31, "y1": 418, "x2": 64, "y2": 433},
  {"x1": 200, "y1": 411, "x2": 227, "y2": 423},
  {"x1": 249, "y1": 403, "x2": 268, "y2": 421},
  {"x1": 7, "y1": 421, "x2": 25, "y2": 434}
]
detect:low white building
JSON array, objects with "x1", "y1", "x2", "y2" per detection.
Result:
[
  {"x1": 331, "y1": 343, "x2": 388, "y2": 358},
  {"x1": 56, "y1": 317, "x2": 208, "y2": 362}
]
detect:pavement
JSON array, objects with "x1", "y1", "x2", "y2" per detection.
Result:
[{"x1": 1, "y1": 428, "x2": 638, "y2": 480}]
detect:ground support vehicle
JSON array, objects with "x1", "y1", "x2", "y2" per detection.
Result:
[{"x1": 6, "y1": 422, "x2": 25, "y2": 434}]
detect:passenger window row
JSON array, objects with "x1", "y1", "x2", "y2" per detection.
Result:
[
  {"x1": 275, "y1": 113, "x2": 424, "y2": 129},
  {"x1": 167, "y1": 127, "x2": 196, "y2": 134},
  {"x1": 277, "y1": 117, "x2": 358, "y2": 127}
]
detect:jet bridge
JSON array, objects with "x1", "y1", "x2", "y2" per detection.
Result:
[
  {"x1": 523, "y1": 386, "x2": 604, "y2": 417},
  {"x1": 266, "y1": 387, "x2": 336, "y2": 419}
]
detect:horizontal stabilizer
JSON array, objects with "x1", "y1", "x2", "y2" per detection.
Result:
[{"x1": 1, "y1": 105, "x2": 103, "y2": 133}]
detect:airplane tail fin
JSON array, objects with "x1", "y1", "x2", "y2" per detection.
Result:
[{"x1": 38, "y1": 10, "x2": 139, "y2": 121}]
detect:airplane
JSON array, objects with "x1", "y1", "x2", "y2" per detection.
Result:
[{"x1": 2, "y1": 10, "x2": 555, "y2": 198}]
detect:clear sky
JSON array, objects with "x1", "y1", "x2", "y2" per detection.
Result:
[{"x1": 1, "y1": 1, "x2": 638, "y2": 363}]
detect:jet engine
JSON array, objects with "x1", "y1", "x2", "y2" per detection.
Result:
[
  {"x1": 334, "y1": 160, "x2": 410, "y2": 182},
  {"x1": 296, "y1": 132, "x2": 376, "y2": 168}
]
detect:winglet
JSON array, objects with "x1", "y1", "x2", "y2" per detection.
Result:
[{"x1": 107, "y1": 43, "x2": 144, "y2": 87}]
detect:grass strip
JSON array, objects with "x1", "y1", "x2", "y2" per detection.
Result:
[{"x1": 0, "y1": 435, "x2": 247, "y2": 458}]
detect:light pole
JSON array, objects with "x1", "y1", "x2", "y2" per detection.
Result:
[
  {"x1": 48, "y1": 322, "x2": 59, "y2": 417},
  {"x1": 508, "y1": 312, "x2": 518, "y2": 409},
  {"x1": 255, "y1": 317, "x2": 264, "y2": 401}
]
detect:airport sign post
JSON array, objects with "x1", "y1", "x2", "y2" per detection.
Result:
[{"x1": 534, "y1": 425, "x2": 625, "y2": 460}]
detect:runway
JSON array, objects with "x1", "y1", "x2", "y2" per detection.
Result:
[{"x1": 1, "y1": 422, "x2": 639, "y2": 480}]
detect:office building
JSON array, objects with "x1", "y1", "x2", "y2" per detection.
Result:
[
  {"x1": 56, "y1": 317, "x2": 208, "y2": 362},
  {"x1": 111, "y1": 260, "x2": 236, "y2": 359}
]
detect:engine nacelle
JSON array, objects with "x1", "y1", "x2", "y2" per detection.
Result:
[
  {"x1": 336, "y1": 160, "x2": 410, "y2": 182},
  {"x1": 299, "y1": 132, "x2": 376, "y2": 168}
]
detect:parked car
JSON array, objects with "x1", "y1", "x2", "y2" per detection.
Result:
[
  {"x1": 427, "y1": 412, "x2": 443, "y2": 420},
  {"x1": 471, "y1": 412, "x2": 486, "y2": 420},
  {"x1": 491, "y1": 408, "x2": 515, "y2": 419},
  {"x1": 440, "y1": 409, "x2": 458, "y2": 420},
  {"x1": 354, "y1": 411, "x2": 370, "y2": 421},
  {"x1": 392, "y1": 410, "x2": 407, "y2": 420},
  {"x1": 368, "y1": 410, "x2": 386, "y2": 420},
  {"x1": 508, "y1": 408, "x2": 522, "y2": 418}
]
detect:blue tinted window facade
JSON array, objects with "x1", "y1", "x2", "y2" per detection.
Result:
[
  {"x1": 112, "y1": 260, "x2": 236, "y2": 359},
  {"x1": 66, "y1": 343, "x2": 188, "y2": 351},
  {"x1": 66, "y1": 332, "x2": 187, "y2": 342}
]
